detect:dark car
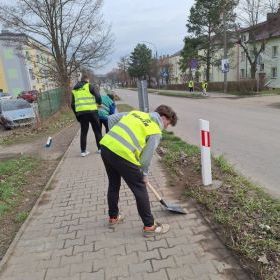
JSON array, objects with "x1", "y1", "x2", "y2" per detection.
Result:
[
  {"x1": 0, "y1": 99, "x2": 35, "y2": 129},
  {"x1": 18, "y1": 90, "x2": 39, "y2": 103}
]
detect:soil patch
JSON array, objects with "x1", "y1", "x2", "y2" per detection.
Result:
[{"x1": 0, "y1": 123, "x2": 79, "y2": 260}]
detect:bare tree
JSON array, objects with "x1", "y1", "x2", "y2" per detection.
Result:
[
  {"x1": 236, "y1": 0, "x2": 280, "y2": 80},
  {"x1": 117, "y1": 56, "x2": 130, "y2": 86},
  {"x1": 237, "y1": 0, "x2": 263, "y2": 26},
  {"x1": 236, "y1": 0, "x2": 266, "y2": 78},
  {"x1": 0, "y1": 0, "x2": 113, "y2": 103},
  {"x1": 263, "y1": 0, "x2": 279, "y2": 13}
]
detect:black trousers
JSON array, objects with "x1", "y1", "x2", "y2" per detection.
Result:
[
  {"x1": 100, "y1": 118, "x2": 109, "y2": 133},
  {"x1": 79, "y1": 111, "x2": 102, "y2": 152},
  {"x1": 101, "y1": 145, "x2": 154, "y2": 227}
]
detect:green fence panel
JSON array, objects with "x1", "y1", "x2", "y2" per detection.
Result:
[{"x1": 38, "y1": 88, "x2": 64, "y2": 120}]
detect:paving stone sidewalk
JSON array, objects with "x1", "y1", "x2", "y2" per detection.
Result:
[{"x1": 0, "y1": 131, "x2": 250, "y2": 280}]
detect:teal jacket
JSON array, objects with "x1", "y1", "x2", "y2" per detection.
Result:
[{"x1": 98, "y1": 95, "x2": 115, "y2": 120}]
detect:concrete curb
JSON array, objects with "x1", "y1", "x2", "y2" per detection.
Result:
[{"x1": 0, "y1": 129, "x2": 79, "y2": 274}]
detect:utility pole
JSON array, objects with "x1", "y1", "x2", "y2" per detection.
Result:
[{"x1": 223, "y1": 5, "x2": 228, "y2": 94}]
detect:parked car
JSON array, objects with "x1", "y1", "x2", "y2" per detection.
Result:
[
  {"x1": 0, "y1": 99, "x2": 36, "y2": 129},
  {"x1": 0, "y1": 92, "x2": 12, "y2": 100},
  {"x1": 17, "y1": 90, "x2": 38, "y2": 103}
]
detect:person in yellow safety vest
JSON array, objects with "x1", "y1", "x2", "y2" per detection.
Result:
[
  {"x1": 201, "y1": 80, "x2": 208, "y2": 96},
  {"x1": 188, "y1": 80, "x2": 194, "y2": 92},
  {"x1": 100, "y1": 105, "x2": 178, "y2": 237},
  {"x1": 71, "y1": 74, "x2": 102, "y2": 157}
]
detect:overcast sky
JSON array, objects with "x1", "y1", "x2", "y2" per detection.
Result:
[{"x1": 97, "y1": 0, "x2": 195, "y2": 74}]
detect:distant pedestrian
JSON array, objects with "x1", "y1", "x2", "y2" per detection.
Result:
[
  {"x1": 98, "y1": 94, "x2": 116, "y2": 133},
  {"x1": 188, "y1": 80, "x2": 194, "y2": 92},
  {"x1": 71, "y1": 74, "x2": 102, "y2": 157},
  {"x1": 100, "y1": 105, "x2": 178, "y2": 237},
  {"x1": 202, "y1": 81, "x2": 208, "y2": 96}
]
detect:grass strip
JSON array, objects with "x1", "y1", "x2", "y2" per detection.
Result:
[
  {"x1": 117, "y1": 104, "x2": 135, "y2": 112},
  {"x1": 159, "y1": 131, "x2": 280, "y2": 280},
  {"x1": 0, "y1": 156, "x2": 40, "y2": 218}
]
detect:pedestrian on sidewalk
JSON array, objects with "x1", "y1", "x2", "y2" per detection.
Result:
[
  {"x1": 71, "y1": 74, "x2": 102, "y2": 157},
  {"x1": 188, "y1": 79, "x2": 194, "y2": 92},
  {"x1": 201, "y1": 80, "x2": 208, "y2": 96},
  {"x1": 100, "y1": 105, "x2": 178, "y2": 237},
  {"x1": 98, "y1": 94, "x2": 116, "y2": 133}
]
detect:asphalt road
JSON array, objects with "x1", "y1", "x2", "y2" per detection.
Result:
[{"x1": 116, "y1": 88, "x2": 280, "y2": 198}]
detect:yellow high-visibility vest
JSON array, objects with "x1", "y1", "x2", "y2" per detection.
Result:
[
  {"x1": 100, "y1": 111, "x2": 162, "y2": 165},
  {"x1": 72, "y1": 83, "x2": 97, "y2": 112},
  {"x1": 202, "y1": 82, "x2": 208, "y2": 89},
  {"x1": 188, "y1": 81, "x2": 194, "y2": 87}
]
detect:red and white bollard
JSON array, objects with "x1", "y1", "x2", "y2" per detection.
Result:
[{"x1": 199, "y1": 119, "x2": 212, "y2": 186}]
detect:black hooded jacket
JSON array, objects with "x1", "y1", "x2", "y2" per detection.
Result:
[{"x1": 71, "y1": 81, "x2": 102, "y2": 116}]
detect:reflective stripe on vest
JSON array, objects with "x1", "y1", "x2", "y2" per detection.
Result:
[
  {"x1": 115, "y1": 122, "x2": 142, "y2": 151},
  {"x1": 72, "y1": 83, "x2": 97, "y2": 112},
  {"x1": 100, "y1": 111, "x2": 161, "y2": 165}
]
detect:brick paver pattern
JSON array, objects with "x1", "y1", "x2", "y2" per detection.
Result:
[{"x1": 0, "y1": 131, "x2": 250, "y2": 280}]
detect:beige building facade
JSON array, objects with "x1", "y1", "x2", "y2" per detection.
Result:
[{"x1": 0, "y1": 31, "x2": 56, "y2": 96}]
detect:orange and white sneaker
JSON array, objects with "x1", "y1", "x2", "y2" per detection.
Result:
[
  {"x1": 143, "y1": 222, "x2": 170, "y2": 237},
  {"x1": 108, "y1": 214, "x2": 124, "y2": 228}
]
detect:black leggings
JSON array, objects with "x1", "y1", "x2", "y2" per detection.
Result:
[
  {"x1": 100, "y1": 119, "x2": 109, "y2": 133},
  {"x1": 79, "y1": 112, "x2": 102, "y2": 152},
  {"x1": 101, "y1": 145, "x2": 154, "y2": 227}
]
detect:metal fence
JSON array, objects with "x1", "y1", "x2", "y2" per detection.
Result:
[{"x1": 37, "y1": 88, "x2": 63, "y2": 120}]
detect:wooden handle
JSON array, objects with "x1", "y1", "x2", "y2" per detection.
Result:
[{"x1": 146, "y1": 182, "x2": 162, "y2": 201}]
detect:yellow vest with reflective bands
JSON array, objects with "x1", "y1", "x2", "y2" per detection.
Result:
[
  {"x1": 100, "y1": 111, "x2": 162, "y2": 165},
  {"x1": 188, "y1": 81, "x2": 194, "y2": 87},
  {"x1": 72, "y1": 83, "x2": 97, "y2": 112}
]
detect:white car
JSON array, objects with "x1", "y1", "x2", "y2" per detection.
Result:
[{"x1": 0, "y1": 99, "x2": 36, "y2": 129}]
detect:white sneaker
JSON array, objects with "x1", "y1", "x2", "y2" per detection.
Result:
[{"x1": 81, "y1": 151, "x2": 90, "y2": 157}]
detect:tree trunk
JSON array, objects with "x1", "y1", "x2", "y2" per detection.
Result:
[
  {"x1": 60, "y1": 77, "x2": 72, "y2": 107},
  {"x1": 250, "y1": 63, "x2": 257, "y2": 79}
]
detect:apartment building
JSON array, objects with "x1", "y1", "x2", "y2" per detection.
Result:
[
  {"x1": 239, "y1": 9, "x2": 280, "y2": 88},
  {"x1": 0, "y1": 31, "x2": 56, "y2": 97},
  {"x1": 167, "y1": 51, "x2": 184, "y2": 84}
]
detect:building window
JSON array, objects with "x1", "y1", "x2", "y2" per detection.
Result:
[
  {"x1": 260, "y1": 63, "x2": 264, "y2": 72},
  {"x1": 4, "y1": 49, "x2": 14, "y2": 60},
  {"x1": 241, "y1": 51, "x2": 245, "y2": 62},
  {"x1": 250, "y1": 50, "x2": 254, "y2": 59},
  {"x1": 271, "y1": 67, "x2": 277, "y2": 78},
  {"x1": 240, "y1": 69, "x2": 245, "y2": 78},
  {"x1": 25, "y1": 51, "x2": 31, "y2": 61},
  {"x1": 272, "y1": 46, "x2": 278, "y2": 58},
  {"x1": 241, "y1": 34, "x2": 247, "y2": 42},
  {"x1": 29, "y1": 69, "x2": 35, "y2": 80}
]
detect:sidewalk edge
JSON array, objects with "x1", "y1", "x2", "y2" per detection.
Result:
[{"x1": 0, "y1": 130, "x2": 79, "y2": 274}]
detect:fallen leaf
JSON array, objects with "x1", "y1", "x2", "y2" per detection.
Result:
[{"x1": 258, "y1": 255, "x2": 269, "y2": 264}]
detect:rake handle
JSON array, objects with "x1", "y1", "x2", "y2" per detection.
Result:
[
  {"x1": 146, "y1": 182, "x2": 168, "y2": 208},
  {"x1": 146, "y1": 182, "x2": 162, "y2": 200}
]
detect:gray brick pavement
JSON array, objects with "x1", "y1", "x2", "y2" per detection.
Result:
[{"x1": 0, "y1": 131, "x2": 250, "y2": 280}]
